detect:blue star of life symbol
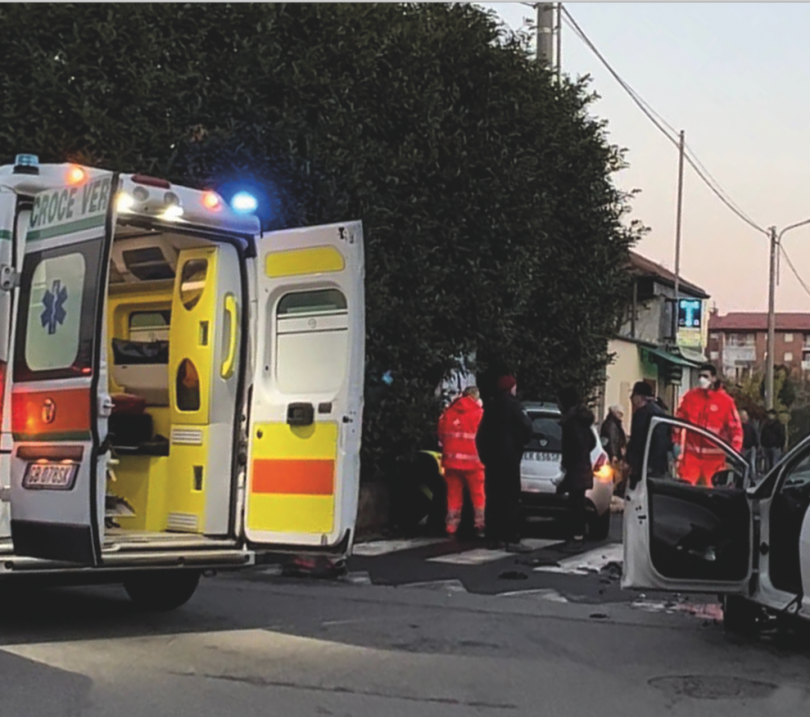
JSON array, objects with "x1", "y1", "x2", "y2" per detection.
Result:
[{"x1": 41, "y1": 279, "x2": 68, "y2": 335}]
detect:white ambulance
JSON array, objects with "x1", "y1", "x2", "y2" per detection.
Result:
[{"x1": 0, "y1": 154, "x2": 364, "y2": 609}]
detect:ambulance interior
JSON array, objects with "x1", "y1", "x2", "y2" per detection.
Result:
[{"x1": 102, "y1": 223, "x2": 242, "y2": 545}]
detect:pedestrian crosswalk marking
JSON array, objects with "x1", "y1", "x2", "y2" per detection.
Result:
[
  {"x1": 351, "y1": 538, "x2": 444, "y2": 557},
  {"x1": 428, "y1": 548, "x2": 510, "y2": 565},
  {"x1": 533, "y1": 544, "x2": 623, "y2": 575},
  {"x1": 426, "y1": 539, "x2": 564, "y2": 565}
]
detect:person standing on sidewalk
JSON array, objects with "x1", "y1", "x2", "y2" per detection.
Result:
[
  {"x1": 437, "y1": 386, "x2": 486, "y2": 538},
  {"x1": 558, "y1": 387, "x2": 596, "y2": 542},
  {"x1": 740, "y1": 410, "x2": 759, "y2": 475},
  {"x1": 476, "y1": 374, "x2": 533, "y2": 551},
  {"x1": 626, "y1": 382, "x2": 671, "y2": 490},
  {"x1": 675, "y1": 364, "x2": 743, "y2": 486},
  {"x1": 760, "y1": 409, "x2": 786, "y2": 472}
]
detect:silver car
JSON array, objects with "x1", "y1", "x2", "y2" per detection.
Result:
[{"x1": 520, "y1": 402, "x2": 614, "y2": 540}]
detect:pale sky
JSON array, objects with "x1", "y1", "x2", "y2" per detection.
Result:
[{"x1": 482, "y1": 2, "x2": 810, "y2": 315}]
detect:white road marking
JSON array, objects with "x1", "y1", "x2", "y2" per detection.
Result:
[
  {"x1": 427, "y1": 539, "x2": 563, "y2": 565},
  {"x1": 534, "y1": 543, "x2": 623, "y2": 575},
  {"x1": 497, "y1": 588, "x2": 570, "y2": 602},
  {"x1": 351, "y1": 538, "x2": 444, "y2": 557},
  {"x1": 399, "y1": 578, "x2": 468, "y2": 593},
  {"x1": 428, "y1": 549, "x2": 510, "y2": 565}
]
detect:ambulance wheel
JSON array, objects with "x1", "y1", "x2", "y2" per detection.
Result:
[
  {"x1": 722, "y1": 595, "x2": 760, "y2": 634},
  {"x1": 123, "y1": 570, "x2": 201, "y2": 611}
]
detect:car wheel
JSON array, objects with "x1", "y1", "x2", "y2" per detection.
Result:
[
  {"x1": 587, "y1": 509, "x2": 611, "y2": 541},
  {"x1": 722, "y1": 595, "x2": 760, "y2": 634},
  {"x1": 123, "y1": 570, "x2": 201, "y2": 611}
]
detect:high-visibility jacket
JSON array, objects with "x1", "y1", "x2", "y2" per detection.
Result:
[
  {"x1": 438, "y1": 395, "x2": 484, "y2": 471},
  {"x1": 676, "y1": 386, "x2": 743, "y2": 455}
]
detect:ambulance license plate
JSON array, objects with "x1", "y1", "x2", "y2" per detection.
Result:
[{"x1": 23, "y1": 462, "x2": 78, "y2": 490}]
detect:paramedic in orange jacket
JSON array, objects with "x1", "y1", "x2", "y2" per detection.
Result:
[
  {"x1": 438, "y1": 386, "x2": 486, "y2": 537},
  {"x1": 675, "y1": 363, "x2": 743, "y2": 486}
]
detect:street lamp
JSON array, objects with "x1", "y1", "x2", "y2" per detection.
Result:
[{"x1": 766, "y1": 218, "x2": 810, "y2": 408}]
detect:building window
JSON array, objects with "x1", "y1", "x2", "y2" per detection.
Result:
[
  {"x1": 709, "y1": 332, "x2": 720, "y2": 341},
  {"x1": 785, "y1": 352, "x2": 794, "y2": 363},
  {"x1": 710, "y1": 351, "x2": 719, "y2": 360},
  {"x1": 785, "y1": 333, "x2": 794, "y2": 343},
  {"x1": 728, "y1": 333, "x2": 755, "y2": 347}
]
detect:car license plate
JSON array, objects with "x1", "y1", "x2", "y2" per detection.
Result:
[
  {"x1": 23, "y1": 462, "x2": 78, "y2": 490},
  {"x1": 524, "y1": 452, "x2": 561, "y2": 462}
]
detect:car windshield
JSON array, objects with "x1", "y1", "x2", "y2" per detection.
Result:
[{"x1": 525, "y1": 413, "x2": 562, "y2": 452}]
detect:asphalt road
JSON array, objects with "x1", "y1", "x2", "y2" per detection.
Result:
[{"x1": 2, "y1": 520, "x2": 810, "y2": 717}]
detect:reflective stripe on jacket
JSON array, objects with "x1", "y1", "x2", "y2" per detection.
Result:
[{"x1": 438, "y1": 395, "x2": 484, "y2": 470}]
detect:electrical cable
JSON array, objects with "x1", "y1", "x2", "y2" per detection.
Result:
[
  {"x1": 779, "y1": 244, "x2": 810, "y2": 300},
  {"x1": 561, "y1": 6, "x2": 769, "y2": 237}
]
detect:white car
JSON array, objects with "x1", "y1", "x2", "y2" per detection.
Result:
[
  {"x1": 623, "y1": 414, "x2": 810, "y2": 633},
  {"x1": 520, "y1": 402, "x2": 614, "y2": 540}
]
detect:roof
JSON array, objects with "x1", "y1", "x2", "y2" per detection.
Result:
[
  {"x1": 709, "y1": 312, "x2": 810, "y2": 332},
  {"x1": 629, "y1": 251, "x2": 709, "y2": 299}
]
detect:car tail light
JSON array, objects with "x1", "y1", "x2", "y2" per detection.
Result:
[{"x1": 593, "y1": 453, "x2": 613, "y2": 483}]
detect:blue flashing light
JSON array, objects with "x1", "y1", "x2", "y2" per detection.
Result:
[
  {"x1": 231, "y1": 191, "x2": 258, "y2": 214},
  {"x1": 14, "y1": 154, "x2": 39, "y2": 167}
]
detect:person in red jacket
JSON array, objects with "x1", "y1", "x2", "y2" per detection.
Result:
[
  {"x1": 675, "y1": 363, "x2": 743, "y2": 486},
  {"x1": 438, "y1": 386, "x2": 486, "y2": 537}
]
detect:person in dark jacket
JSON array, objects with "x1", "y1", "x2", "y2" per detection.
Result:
[
  {"x1": 600, "y1": 405, "x2": 627, "y2": 463},
  {"x1": 558, "y1": 387, "x2": 596, "y2": 541},
  {"x1": 626, "y1": 382, "x2": 671, "y2": 490},
  {"x1": 740, "y1": 410, "x2": 759, "y2": 474},
  {"x1": 476, "y1": 374, "x2": 533, "y2": 551},
  {"x1": 760, "y1": 409, "x2": 786, "y2": 472}
]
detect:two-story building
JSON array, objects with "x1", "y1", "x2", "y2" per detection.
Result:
[
  {"x1": 708, "y1": 311, "x2": 810, "y2": 381},
  {"x1": 600, "y1": 252, "x2": 710, "y2": 432}
]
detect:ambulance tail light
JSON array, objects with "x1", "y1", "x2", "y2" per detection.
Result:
[
  {"x1": 66, "y1": 165, "x2": 87, "y2": 185},
  {"x1": 131, "y1": 174, "x2": 171, "y2": 189},
  {"x1": 202, "y1": 191, "x2": 223, "y2": 211}
]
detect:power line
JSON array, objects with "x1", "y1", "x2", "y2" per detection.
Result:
[
  {"x1": 779, "y1": 244, "x2": 810, "y2": 299},
  {"x1": 561, "y1": 6, "x2": 769, "y2": 237}
]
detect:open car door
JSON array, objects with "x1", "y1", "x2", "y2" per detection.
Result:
[
  {"x1": 9, "y1": 172, "x2": 116, "y2": 565},
  {"x1": 623, "y1": 415, "x2": 754, "y2": 595},
  {"x1": 244, "y1": 221, "x2": 364, "y2": 555}
]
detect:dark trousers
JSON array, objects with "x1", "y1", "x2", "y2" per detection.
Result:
[
  {"x1": 569, "y1": 488, "x2": 587, "y2": 537},
  {"x1": 484, "y1": 462, "x2": 521, "y2": 543}
]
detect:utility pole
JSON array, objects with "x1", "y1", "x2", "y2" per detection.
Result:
[
  {"x1": 555, "y1": 3, "x2": 563, "y2": 82},
  {"x1": 765, "y1": 218, "x2": 810, "y2": 410},
  {"x1": 672, "y1": 130, "x2": 685, "y2": 343},
  {"x1": 766, "y1": 226, "x2": 778, "y2": 410},
  {"x1": 536, "y1": 3, "x2": 555, "y2": 68}
]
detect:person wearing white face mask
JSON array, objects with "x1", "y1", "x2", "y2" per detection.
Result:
[{"x1": 675, "y1": 363, "x2": 743, "y2": 486}]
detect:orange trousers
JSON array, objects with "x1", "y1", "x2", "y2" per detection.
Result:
[
  {"x1": 677, "y1": 452, "x2": 726, "y2": 487},
  {"x1": 444, "y1": 468, "x2": 486, "y2": 534}
]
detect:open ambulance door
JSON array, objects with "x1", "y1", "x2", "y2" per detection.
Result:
[
  {"x1": 244, "y1": 221, "x2": 364, "y2": 555},
  {"x1": 9, "y1": 172, "x2": 116, "y2": 565},
  {"x1": 622, "y1": 415, "x2": 755, "y2": 595}
]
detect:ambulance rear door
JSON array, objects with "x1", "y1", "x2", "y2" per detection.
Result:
[
  {"x1": 244, "y1": 221, "x2": 364, "y2": 554},
  {"x1": 9, "y1": 172, "x2": 116, "y2": 565}
]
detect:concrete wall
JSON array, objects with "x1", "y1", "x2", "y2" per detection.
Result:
[{"x1": 604, "y1": 338, "x2": 659, "y2": 434}]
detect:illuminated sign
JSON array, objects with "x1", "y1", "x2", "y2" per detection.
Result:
[{"x1": 678, "y1": 299, "x2": 702, "y2": 329}]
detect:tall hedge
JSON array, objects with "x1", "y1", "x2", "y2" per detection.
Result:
[{"x1": 0, "y1": 3, "x2": 642, "y2": 480}]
